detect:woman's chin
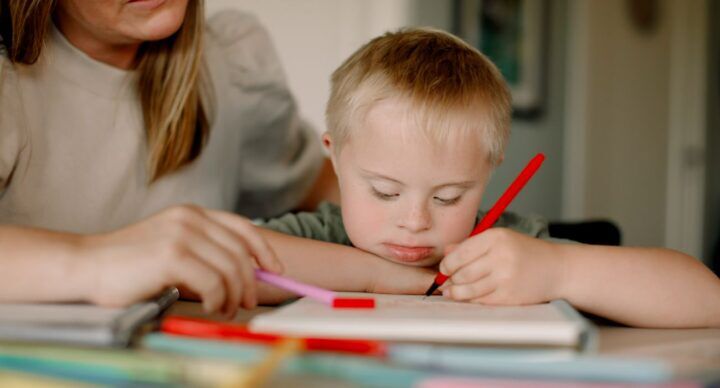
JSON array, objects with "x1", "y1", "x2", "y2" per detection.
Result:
[
  {"x1": 133, "y1": 17, "x2": 184, "y2": 41},
  {"x1": 124, "y1": 3, "x2": 188, "y2": 41}
]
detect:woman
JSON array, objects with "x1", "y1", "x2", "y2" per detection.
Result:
[{"x1": 0, "y1": 0, "x2": 429, "y2": 317}]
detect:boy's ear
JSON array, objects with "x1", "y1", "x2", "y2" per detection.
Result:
[{"x1": 322, "y1": 133, "x2": 338, "y2": 170}]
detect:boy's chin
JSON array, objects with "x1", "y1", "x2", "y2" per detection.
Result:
[{"x1": 381, "y1": 255, "x2": 441, "y2": 268}]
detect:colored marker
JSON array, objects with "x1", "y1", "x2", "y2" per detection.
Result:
[
  {"x1": 160, "y1": 315, "x2": 386, "y2": 356},
  {"x1": 254, "y1": 269, "x2": 374, "y2": 309},
  {"x1": 424, "y1": 153, "x2": 546, "y2": 296},
  {"x1": 245, "y1": 338, "x2": 303, "y2": 387}
]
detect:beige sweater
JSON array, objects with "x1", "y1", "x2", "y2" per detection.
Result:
[{"x1": 0, "y1": 11, "x2": 323, "y2": 233}]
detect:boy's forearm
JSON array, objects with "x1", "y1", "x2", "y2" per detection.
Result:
[
  {"x1": 557, "y1": 244, "x2": 720, "y2": 328},
  {"x1": 256, "y1": 228, "x2": 435, "y2": 304}
]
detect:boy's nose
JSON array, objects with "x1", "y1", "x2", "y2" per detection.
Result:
[{"x1": 398, "y1": 204, "x2": 432, "y2": 233}]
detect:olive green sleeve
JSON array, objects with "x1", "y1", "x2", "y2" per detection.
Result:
[
  {"x1": 480, "y1": 210, "x2": 551, "y2": 239},
  {"x1": 258, "y1": 202, "x2": 353, "y2": 245}
]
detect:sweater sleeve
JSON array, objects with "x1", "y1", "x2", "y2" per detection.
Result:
[
  {"x1": 206, "y1": 10, "x2": 324, "y2": 218},
  {"x1": 0, "y1": 53, "x2": 27, "y2": 193},
  {"x1": 479, "y1": 210, "x2": 551, "y2": 239}
]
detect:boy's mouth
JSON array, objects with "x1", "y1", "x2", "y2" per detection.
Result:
[{"x1": 383, "y1": 243, "x2": 435, "y2": 263}]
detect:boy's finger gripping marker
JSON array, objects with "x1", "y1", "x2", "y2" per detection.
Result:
[
  {"x1": 424, "y1": 273, "x2": 449, "y2": 297},
  {"x1": 424, "y1": 153, "x2": 546, "y2": 297}
]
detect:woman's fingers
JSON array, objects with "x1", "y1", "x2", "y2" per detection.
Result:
[
  {"x1": 187, "y1": 216, "x2": 267, "y2": 312},
  {"x1": 153, "y1": 205, "x2": 282, "y2": 313},
  {"x1": 193, "y1": 211, "x2": 270, "y2": 310},
  {"x1": 166, "y1": 255, "x2": 228, "y2": 313},
  {"x1": 205, "y1": 209, "x2": 283, "y2": 273},
  {"x1": 181, "y1": 233, "x2": 245, "y2": 317},
  {"x1": 237, "y1": 257, "x2": 257, "y2": 310},
  {"x1": 172, "y1": 206, "x2": 275, "y2": 312}
]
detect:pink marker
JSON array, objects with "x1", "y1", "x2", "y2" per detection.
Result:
[{"x1": 254, "y1": 269, "x2": 374, "y2": 309}]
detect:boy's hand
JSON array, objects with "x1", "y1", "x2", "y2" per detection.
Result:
[{"x1": 439, "y1": 228, "x2": 565, "y2": 305}]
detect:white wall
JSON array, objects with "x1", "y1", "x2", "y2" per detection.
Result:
[
  {"x1": 584, "y1": 0, "x2": 671, "y2": 248},
  {"x1": 206, "y1": 0, "x2": 412, "y2": 134},
  {"x1": 566, "y1": 0, "x2": 714, "y2": 251}
]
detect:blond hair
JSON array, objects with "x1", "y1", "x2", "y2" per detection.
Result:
[
  {"x1": 326, "y1": 28, "x2": 510, "y2": 166},
  {"x1": 0, "y1": 0, "x2": 211, "y2": 182}
]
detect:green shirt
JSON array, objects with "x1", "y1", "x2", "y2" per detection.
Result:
[{"x1": 260, "y1": 202, "x2": 551, "y2": 245}]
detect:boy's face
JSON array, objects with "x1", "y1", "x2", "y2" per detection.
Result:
[{"x1": 326, "y1": 98, "x2": 493, "y2": 267}]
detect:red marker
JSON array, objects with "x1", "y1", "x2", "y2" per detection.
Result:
[
  {"x1": 332, "y1": 298, "x2": 375, "y2": 308},
  {"x1": 255, "y1": 269, "x2": 374, "y2": 309},
  {"x1": 160, "y1": 315, "x2": 386, "y2": 356},
  {"x1": 423, "y1": 153, "x2": 546, "y2": 297}
]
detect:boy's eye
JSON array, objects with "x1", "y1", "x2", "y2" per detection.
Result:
[
  {"x1": 371, "y1": 188, "x2": 399, "y2": 201},
  {"x1": 434, "y1": 196, "x2": 461, "y2": 206}
]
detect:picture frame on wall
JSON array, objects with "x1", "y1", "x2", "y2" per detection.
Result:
[{"x1": 454, "y1": 0, "x2": 547, "y2": 119}]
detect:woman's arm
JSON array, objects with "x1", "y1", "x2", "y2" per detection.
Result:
[
  {"x1": 0, "y1": 205, "x2": 283, "y2": 317},
  {"x1": 256, "y1": 228, "x2": 436, "y2": 305},
  {"x1": 0, "y1": 226, "x2": 89, "y2": 303}
]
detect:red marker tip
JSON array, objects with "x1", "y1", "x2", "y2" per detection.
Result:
[
  {"x1": 424, "y1": 272, "x2": 448, "y2": 296},
  {"x1": 332, "y1": 297, "x2": 375, "y2": 309}
]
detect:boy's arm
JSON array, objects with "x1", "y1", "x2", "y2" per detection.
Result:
[
  {"x1": 440, "y1": 228, "x2": 720, "y2": 328},
  {"x1": 256, "y1": 228, "x2": 436, "y2": 305},
  {"x1": 558, "y1": 243, "x2": 720, "y2": 328}
]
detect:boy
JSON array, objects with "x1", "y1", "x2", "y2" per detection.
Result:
[{"x1": 260, "y1": 28, "x2": 720, "y2": 328}]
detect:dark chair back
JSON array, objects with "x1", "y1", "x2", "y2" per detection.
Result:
[
  {"x1": 548, "y1": 220, "x2": 622, "y2": 246},
  {"x1": 712, "y1": 233, "x2": 720, "y2": 276}
]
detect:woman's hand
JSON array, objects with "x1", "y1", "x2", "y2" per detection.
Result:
[
  {"x1": 79, "y1": 205, "x2": 282, "y2": 316},
  {"x1": 439, "y1": 228, "x2": 565, "y2": 305}
]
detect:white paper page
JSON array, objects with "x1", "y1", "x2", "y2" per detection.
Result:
[{"x1": 251, "y1": 293, "x2": 586, "y2": 346}]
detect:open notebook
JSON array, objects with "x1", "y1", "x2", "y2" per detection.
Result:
[
  {"x1": 250, "y1": 293, "x2": 594, "y2": 349},
  {"x1": 0, "y1": 288, "x2": 178, "y2": 347}
]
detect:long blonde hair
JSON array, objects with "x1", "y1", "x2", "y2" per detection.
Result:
[{"x1": 0, "y1": 0, "x2": 211, "y2": 182}]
